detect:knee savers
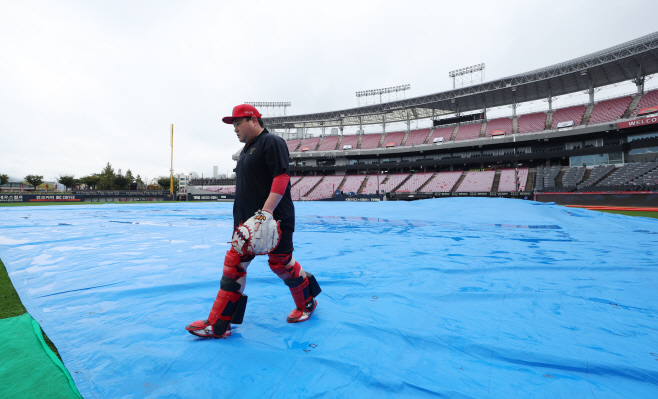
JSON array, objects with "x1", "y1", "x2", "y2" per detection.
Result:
[
  {"x1": 223, "y1": 249, "x2": 247, "y2": 281},
  {"x1": 268, "y1": 253, "x2": 298, "y2": 280}
]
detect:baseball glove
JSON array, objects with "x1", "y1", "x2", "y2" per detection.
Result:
[{"x1": 231, "y1": 210, "x2": 282, "y2": 256}]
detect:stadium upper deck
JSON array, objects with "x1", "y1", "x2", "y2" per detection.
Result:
[{"x1": 261, "y1": 31, "x2": 658, "y2": 130}]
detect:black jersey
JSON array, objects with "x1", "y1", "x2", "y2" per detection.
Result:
[{"x1": 233, "y1": 129, "x2": 295, "y2": 232}]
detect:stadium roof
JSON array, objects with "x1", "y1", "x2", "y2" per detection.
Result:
[{"x1": 263, "y1": 31, "x2": 658, "y2": 129}]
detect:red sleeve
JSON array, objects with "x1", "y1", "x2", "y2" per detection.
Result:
[{"x1": 270, "y1": 173, "x2": 290, "y2": 195}]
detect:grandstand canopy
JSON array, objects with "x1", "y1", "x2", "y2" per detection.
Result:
[{"x1": 264, "y1": 31, "x2": 658, "y2": 129}]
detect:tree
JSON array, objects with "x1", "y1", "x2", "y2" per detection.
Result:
[
  {"x1": 79, "y1": 174, "x2": 101, "y2": 189},
  {"x1": 58, "y1": 175, "x2": 77, "y2": 192},
  {"x1": 125, "y1": 169, "x2": 135, "y2": 183},
  {"x1": 113, "y1": 173, "x2": 129, "y2": 190},
  {"x1": 0, "y1": 174, "x2": 9, "y2": 185},
  {"x1": 99, "y1": 163, "x2": 115, "y2": 189},
  {"x1": 157, "y1": 176, "x2": 179, "y2": 191},
  {"x1": 136, "y1": 175, "x2": 144, "y2": 188},
  {"x1": 24, "y1": 175, "x2": 44, "y2": 190}
]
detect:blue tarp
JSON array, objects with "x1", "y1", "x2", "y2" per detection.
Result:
[{"x1": 1, "y1": 198, "x2": 658, "y2": 398}]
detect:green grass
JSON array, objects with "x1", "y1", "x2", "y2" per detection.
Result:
[
  {"x1": 0, "y1": 258, "x2": 61, "y2": 358},
  {"x1": 594, "y1": 210, "x2": 658, "y2": 219}
]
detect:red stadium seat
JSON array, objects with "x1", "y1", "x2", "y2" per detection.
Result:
[
  {"x1": 455, "y1": 171, "x2": 495, "y2": 192},
  {"x1": 404, "y1": 129, "x2": 431, "y2": 146},
  {"x1": 421, "y1": 172, "x2": 463, "y2": 192},
  {"x1": 428, "y1": 126, "x2": 455, "y2": 143},
  {"x1": 340, "y1": 175, "x2": 367, "y2": 194},
  {"x1": 588, "y1": 96, "x2": 633, "y2": 124},
  {"x1": 551, "y1": 105, "x2": 586, "y2": 130},
  {"x1": 395, "y1": 172, "x2": 433, "y2": 192},
  {"x1": 631, "y1": 89, "x2": 658, "y2": 118},
  {"x1": 454, "y1": 123, "x2": 482, "y2": 141},
  {"x1": 360, "y1": 133, "x2": 383, "y2": 149},
  {"x1": 340, "y1": 135, "x2": 359, "y2": 150},
  {"x1": 304, "y1": 176, "x2": 345, "y2": 200},
  {"x1": 484, "y1": 117, "x2": 513, "y2": 137},
  {"x1": 317, "y1": 136, "x2": 340, "y2": 151},
  {"x1": 517, "y1": 112, "x2": 547, "y2": 134}
]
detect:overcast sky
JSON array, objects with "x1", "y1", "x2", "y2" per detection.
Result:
[{"x1": 2, "y1": 0, "x2": 658, "y2": 182}]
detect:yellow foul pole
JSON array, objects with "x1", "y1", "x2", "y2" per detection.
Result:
[{"x1": 170, "y1": 124, "x2": 174, "y2": 195}]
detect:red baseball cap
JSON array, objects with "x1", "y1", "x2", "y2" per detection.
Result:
[{"x1": 222, "y1": 104, "x2": 262, "y2": 124}]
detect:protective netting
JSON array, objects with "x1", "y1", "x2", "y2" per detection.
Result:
[{"x1": 1, "y1": 198, "x2": 658, "y2": 398}]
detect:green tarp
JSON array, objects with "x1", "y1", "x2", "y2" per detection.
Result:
[{"x1": 0, "y1": 313, "x2": 81, "y2": 399}]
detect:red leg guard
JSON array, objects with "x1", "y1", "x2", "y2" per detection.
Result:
[
  {"x1": 268, "y1": 257, "x2": 300, "y2": 280},
  {"x1": 288, "y1": 275, "x2": 311, "y2": 310},
  {"x1": 208, "y1": 290, "x2": 242, "y2": 325},
  {"x1": 185, "y1": 249, "x2": 247, "y2": 338},
  {"x1": 211, "y1": 249, "x2": 246, "y2": 324},
  {"x1": 223, "y1": 249, "x2": 246, "y2": 279},
  {"x1": 268, "y1": 257, "x2": 318, "y2": 323}
]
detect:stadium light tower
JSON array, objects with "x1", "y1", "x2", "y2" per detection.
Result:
[
  {"x1": 355, "y1": 84, "x2": 410, "y2": 106},
  {"x1": 449, "y1": 63, "x2": 485, "y2": 89},
  {"x1": 245, "y1": 102, "x2": 291, "y2": 116}
]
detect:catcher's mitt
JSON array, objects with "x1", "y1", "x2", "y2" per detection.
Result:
[{"x1": 231, "y1": 210, "x2": 282, "y2": 256}]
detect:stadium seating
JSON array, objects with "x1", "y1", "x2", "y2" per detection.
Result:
[
  {"x1": 189, "y1": 178, "x2": 235, "y2": 186},
  {"x1": 497, "y1": 168, "x2": 529, "y2": 192},
  {"x1": 360, "y1": 133, "x2": 383, "y2": 149},
  {"x1": 290, "y1": 176, "x2": 302, "y2": 187},
  {"x1": 299, "y1": 137, "x2": 321, "y2": 152},
  {"x1": 305, "y1": 175, "x2": 345, "y2": 200},
  {"x1": 551, "y1": 105, "x2": 586, "y2": 129},
  {"x1": 404, "y1": 129, "x2": 431, "y2": 146},
  {"x1": 484, "y1": 117, "x2": 513, "y2": 137},
  {"x1": 498, "y1": 169, "x2": 516, "y2": 191},
  {"x1": 286, "y1": 139, "x2": 302, "y2": 153},
  {"x1": 517, "y1": 168, "x2": 529, "y2": 191},
  {"x1": 339, "y1": 175, "x2": 366, "y2": 194},
  {"x1": 577, "y1": 164, "x2": 614, "y2": 188},
  {"x1": 541, "y1": 166, "x2": 561, "y2": 188},
  {"x1": 381, "y1": 131, "x2": 405, "y2": 148},
  {"x1": 632, "y1": 163, "x2": 658, "y2": 185},
  {"x1": 340, "y1": 135, "x2": 359, "y2": 150},
  {"x1": 361, "y1": 174, "x2": 387, "y2": 194},
  {"x1": 429, "y1": 126, "x2": 455, "y2": 143},
  {"x1": 517, "y1": 112, "x2": 547, "y2": 134},
  {"x1": 379, "y1": 173, "x2": 409, "y2": 193},
  {"x1": 631, "y1": 89, "x2": 658, "y2": 118},
  {"x1": 453, "y1": 123, "x2": 482, "y2": 141},
  {"x1": 290, "y1": 176, "x2": 322, "y2": 200},
  {"x1": 588, "y1": 96, "x2": 633, "y2": 124},
  {"x1": 395, "y1": 172, "x2": 433, "y2": 192},
  {"x1": 599, "y1": 162, "x2": 658, "y2": 186},
  {"x1": 560, "y1": 167, "x2": 586, "y2": 187},
  {"x1": 200, "y1": 186, "x2": 236, "y2": 194},
  {"x1": 317, "y1": 136, "x2": 340, "y2": 151},
  {"x1": 455, "y1": 170, "x2": 495, "y2": 192},
  {"x1": 421, "y1": 171, "x2": 463, "y2": 192},
  {"x1": 497, "y1": 169, "x2": 516, "y2": 191}
]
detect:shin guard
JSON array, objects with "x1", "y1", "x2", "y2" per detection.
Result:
[
  {"x1": 186, "y1": 249, "x2": 249, "y2": 338},
  {"x1": 269, "y1": 256, "x2": 322, "y2": 323}
]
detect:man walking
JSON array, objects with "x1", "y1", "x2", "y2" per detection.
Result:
[{"x1": 186, "y1": 104, "x2": 321, "y2": 338}]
